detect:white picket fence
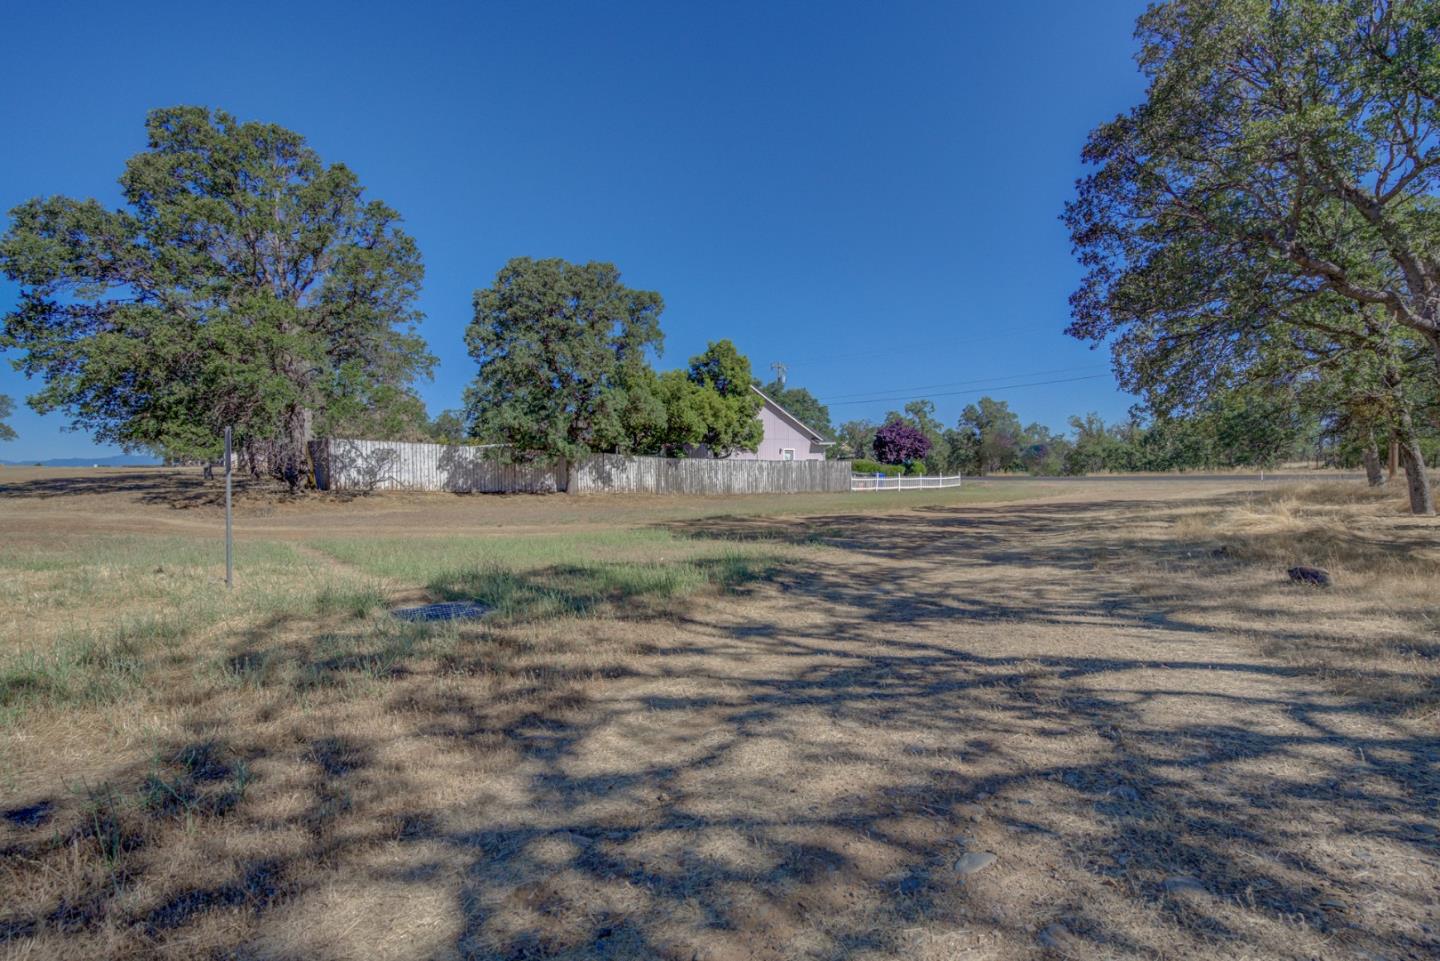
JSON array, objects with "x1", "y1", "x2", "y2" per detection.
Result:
[{"x1": 851, "y1": 472, "x2": 964, "y2": 492}]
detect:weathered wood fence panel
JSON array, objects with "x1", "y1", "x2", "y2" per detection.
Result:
[
  {"x1": 570, "y1": 454, "x2": 852, "y2": 494},
  {"x1": 315, "y1": 440, "x2": 852, "y2": 495},
  {"x1": 317, "y1": 439, "x2": 565, "y2": 493}
]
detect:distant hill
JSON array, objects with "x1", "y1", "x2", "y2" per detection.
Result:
[{"x1": 0, "y1": 454, "x2": 163, "y2": 467}]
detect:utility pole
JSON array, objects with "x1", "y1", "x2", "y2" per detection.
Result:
[{"x1": 770, "y1": 361, "x2": 787, "y2": 388}]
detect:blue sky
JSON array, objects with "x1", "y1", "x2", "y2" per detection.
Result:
[{"x1": 0, "y1": 0, "x2": 1148, "y2": 459}]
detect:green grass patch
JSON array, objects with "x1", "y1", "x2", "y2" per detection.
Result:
[
  {"x1": 427, "y1": 552, "x2": 776, "y2": 624},
  {"x1": 308, "y1": 528, "x2": 694, "y2": 581}
]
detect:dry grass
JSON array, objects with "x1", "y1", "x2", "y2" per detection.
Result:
[
  {"x1": 1166, "y1": 483, "x2": 1440, "y2": 716},
  {"x1": 0, "y1": 470, "x2": 1436, "y2": 960}
]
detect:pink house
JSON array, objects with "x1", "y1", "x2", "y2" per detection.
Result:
[{"x1": 727, "y1": 386, "x2": 833, "y2": 461}]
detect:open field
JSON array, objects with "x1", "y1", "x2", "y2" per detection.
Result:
[{"x1": 1, "y1": 469, "x2": 1436, "y2": 960}]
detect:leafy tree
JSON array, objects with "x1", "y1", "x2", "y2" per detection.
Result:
[
  {"x1": 873, "y1": 417, "x2": 931, "y2": 466},
  {"x1": 1064, "y1": 413, "x2": 1130, "y2": 475},
  {"x1": 678, "y1": 340, "x2": 764, "y2": 456},
  {"x1": 428, "y1": 409, "x2": 471, "y2": 445},
  {"x1": 0, "y1": 394, "x2": 16, "y2": 442},
  {"x1": 464, "y1": 257, "x2": 663, "y2": 459},
  {"x1": 1208, "y1": 387, "x2": 1308, "y2": 468},
  {"x1": 901, "y1": 399, "x2": 951, "y2": 472},
  {"x1": 1066, "y1": 0, "x2": 1440, "y2": 511},
  {"x1": 758, "y1": 379, "x2": 833, "y2": 439},
  {"x1": 833, "y1": 419, "x2": 877, "y2": 460},
  {"x1": 323, "y1": 376, "x2": 431, "y2": 442},
  {"x1": 952, "y1": 397, "x2": 1026, "y2": 474},
  {"x1": 1018, "y1": 423, "x2": 1070, "y2": 475},
  {"x1": 0, "y1": 106, "x2": 431, "y2": 489}
]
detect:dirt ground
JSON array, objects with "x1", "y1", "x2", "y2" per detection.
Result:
[{"x1": 0, "y1": 468, "x2": 1436, "y2": 960}]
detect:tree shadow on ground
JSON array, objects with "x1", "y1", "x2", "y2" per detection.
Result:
[
  {"x1": 2, "y1": 494, "x2": 1437, "y2": 959},
  {"x1": 0, "y1": 469, "x2": 373, "y2": 507}
]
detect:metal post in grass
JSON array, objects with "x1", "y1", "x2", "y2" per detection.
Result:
[{"x1": 224, "y1": 426, "x2": 233, "y2": 589}]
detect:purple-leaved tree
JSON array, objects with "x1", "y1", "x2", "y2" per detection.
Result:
[{"x1": 873, "y1": 419, "x2": 931, "y2": 466}]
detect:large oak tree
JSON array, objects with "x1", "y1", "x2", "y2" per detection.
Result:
[
  {"x1": 1066, "y1": 0, "x2": 1440, "y2": 512},
  {"x1": 0, "y1": 106, "x2": 431, "y2": 487},
  {"x1": 465, "y1": 257, "x2": 665, "y2": 459}
]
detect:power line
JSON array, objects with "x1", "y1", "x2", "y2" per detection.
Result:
[
  {"x1": 783, "y1": 324, "x2": 1066, "y2": 368},
  {"x1": 824, "y1": 373, "x2": 1113, "y2": 408},
  {"x1": 821, "y1": 364, "x2": 1108, "y2": 403}
]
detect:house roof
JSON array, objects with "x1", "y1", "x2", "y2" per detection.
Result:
[{"x1": 749, "y1": 385, "x2": 834, "y2": 445}]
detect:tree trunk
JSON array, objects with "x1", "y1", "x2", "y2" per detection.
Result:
[
  {"x1": 1388, "y1": 436, "x2": 1399, "y2": 479},
  {"x1": 1389, "y1": 397, "x2": 1434, "y2": 515},
  {"x1": 1362, "y1": 433, "x2": 1384, "y2": 487},
  {"x1": 281, "y1": 405, "x2": 315, "y2": 493},
  {"x1": 1398, "y1": 432, "x2": 1434, "y2": 515}
]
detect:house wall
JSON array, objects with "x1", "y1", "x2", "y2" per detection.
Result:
[{"x1": 727, "y1": 404, "x2": 828, "y2": 461}]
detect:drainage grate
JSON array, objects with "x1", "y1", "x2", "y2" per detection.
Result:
[{"x1": 391, "y1": 601, "x2": 491, "y2": 622}]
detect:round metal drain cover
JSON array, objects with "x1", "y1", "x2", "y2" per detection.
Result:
[{"x1": 391, "y1": 601, "x2": 491, "y2": 622}]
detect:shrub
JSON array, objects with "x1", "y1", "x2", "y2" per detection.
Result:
[
  {"x1": 852, "y1": 459, "x2": 903, "y2": 476},
  {"x1": 873, "y1": 419, "x2": 932, "y2": 465}
]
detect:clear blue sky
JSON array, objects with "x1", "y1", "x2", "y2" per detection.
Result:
[{"x1": 0, "y1": 0, "x2": 1149, "y2": 460}]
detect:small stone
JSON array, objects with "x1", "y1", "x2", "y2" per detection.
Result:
[
  {"x1": 1163, "y1": 875, "x2": 1207, "y2": 897},
  {"x1": 1287, "y1": 565, "x2": 1331, "y2": 587},
  {"x1": 955, "y1": 803, "x2": 985, "y2": 822},
  {"x1": 954, "y1": 851, "x2": 998, "y2": 876}
]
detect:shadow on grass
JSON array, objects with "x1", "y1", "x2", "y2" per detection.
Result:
[
  {"x1": 425, "y1": 554, "x2": 778, "y2": 624},
  {"x1": 1, "y1": 492, "x2": 1436, "y2": 959}
]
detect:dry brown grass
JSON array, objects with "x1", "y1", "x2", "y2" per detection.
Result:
[
  {"x1": 1, "y1": 470, "x2": 1436, "y2": 960},
  {"x1": 1166, "y1": 483, "x2": 1439, "y2": 717}
]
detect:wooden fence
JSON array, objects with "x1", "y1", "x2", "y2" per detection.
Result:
[
  {"x1": 314, "y1": 439, "x2": 853, "y2": 495},
  {"x1": 314, "y1": 439, "x2": 565, "y2": 493},
  {"x1": 571, "y1": 453, "x2": 852, "y2": 495}
]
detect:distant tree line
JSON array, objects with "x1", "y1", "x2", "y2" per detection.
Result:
[{"x1": 805, "y1": 385, "x2": 1396, "y2": 478}]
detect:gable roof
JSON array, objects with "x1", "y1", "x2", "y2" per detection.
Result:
[{"x1": 749, "y1": 385, "x2": 833, "y2": 445}]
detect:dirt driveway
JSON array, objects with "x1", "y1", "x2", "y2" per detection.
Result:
[{"x1": 0, "y1": 473, "x2": 1435, "y2": 960}]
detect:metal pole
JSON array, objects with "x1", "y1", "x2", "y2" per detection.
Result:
[{"x1": 224, "y1": 426, "x2": 233, "y2": 589}]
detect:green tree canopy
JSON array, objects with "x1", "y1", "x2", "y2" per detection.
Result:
[
  {"x1": 677, "y1": 340, "x2": 764, "y2": 457},
  {"x1": 1069, "y1": 0, "x2": 1440, "y2": 380},
  {"x1": 427, "y1": 409, "x2": 471, "y2": 445},
  {"x1": 0, "y1": 394, "x2": 16, "y2": 442},
  {"x1": 464, "y1": 257, "x2": 664, "y2": 459},
  {"x1": 1065, "y1": 0, "x2": 1440, "y2": 509},
  {"x1": 0, "y1": 106, "x2": 432, "y2": 487},
  {"x1": 951, "y1": 397, "x2": 1026, "y2": 474},
  {"x1": 833, "y1": 419, "x2": 877, "y2": 460}
]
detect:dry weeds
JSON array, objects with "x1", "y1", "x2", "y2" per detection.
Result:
[{"x1": 0, "y1": 469, "x2": 1436, "y2": 960}]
